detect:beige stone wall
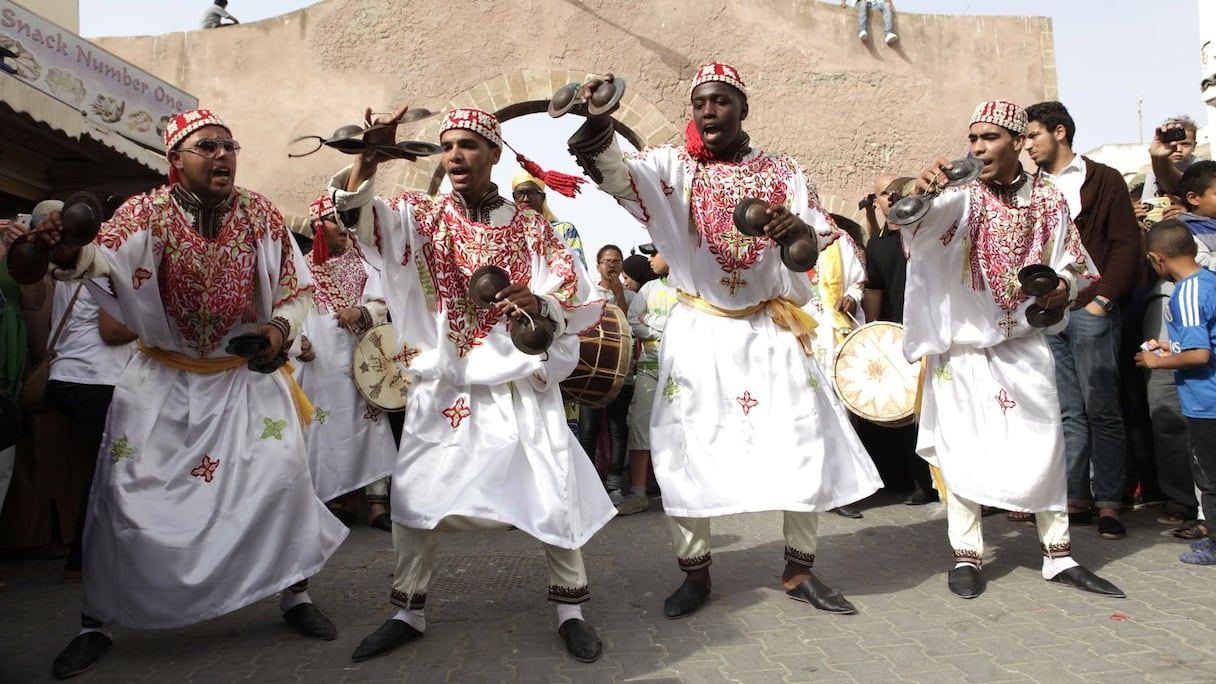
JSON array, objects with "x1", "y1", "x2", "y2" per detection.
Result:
[{"x1": 94, "y1": 0, "x2": 1054, "y2": 225}]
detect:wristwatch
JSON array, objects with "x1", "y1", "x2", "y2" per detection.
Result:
[{"x1": 1094, "y1": 295, "x2": 1114, "y2": 312}]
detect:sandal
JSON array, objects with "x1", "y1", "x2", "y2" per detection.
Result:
[{"x1": 1172, "y1": 523, "x2": 1210, "y2": 540}]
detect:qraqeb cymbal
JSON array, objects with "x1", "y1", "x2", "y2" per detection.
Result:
[{"x1": 287, "y1": 108, "x2": 441, "y2": 158}]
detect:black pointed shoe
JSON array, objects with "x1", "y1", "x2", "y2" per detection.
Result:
[
  {"x1": 947, "y1": 565, "x2": 984, "y2": 599},
  {"x1": 785, "y1": 575, "x2": 858, "y2": 614},
  {"x1": 351, "y1": 618, "x2": 424, "y2": 662},
  {"x1": 557, "y1": 618, "x2": 603, "y2": 663},
  {"x1": 283, "y1": 603, "x2": 337, "y2": 640},
  {"x1": 663, "y1": 578, "x2": 711, "y2": 619},
  {"x1": 52, "y1": 631, "x2": 111, "y2": 680},
  {"x1": 1048, "y1": 566, "x2": 1126, "y2": 598}
]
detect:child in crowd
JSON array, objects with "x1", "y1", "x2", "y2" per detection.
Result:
[{"x1": 1136, "y1": 220, "x2": 1216, "y2": 564}]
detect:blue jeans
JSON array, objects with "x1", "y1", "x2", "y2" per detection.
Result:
[
  {"x1": 1048, "y1": 308, "x2": 1126, "y2": 510},
  {"x1": 857, "y1": 0, "x2": 894, "y2": 35}
]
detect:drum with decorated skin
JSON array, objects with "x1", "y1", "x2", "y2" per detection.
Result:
[
  {"x1": 560, "y1": 304, "x2": 634, "y2": 408},
  {"x1": 832, "y1": 321, "x2": 923, "y2": 427},
  {"x1": 352, "y1": 324, "x2": 411, "y2": 412}
]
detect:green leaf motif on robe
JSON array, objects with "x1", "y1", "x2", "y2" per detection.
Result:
[
  {"x1": 312, "y1": 407, "x2": 331, "y2": 424},
  {"x1": 109, "y1": 435, "x2": 134, "y2": 464},
  {"x1": 933, "y1": 363, "x2": 953, "y2": 385},
  {"x1": 663, "y1": 376, "x2": 680, "y2": 403},
  {"x1": 261, "y1": 416, "x2": 288, "y2": 440}
]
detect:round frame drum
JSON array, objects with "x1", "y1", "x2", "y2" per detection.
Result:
[
  {"x1": 832, "y1": 321, "x2": 922, "y2": 427},
  {"x1": 560, "y1": 304, "x2": 634, "y2": 408},
  {"x1": 352, "y1": 324, "x2": 410, "y2": 412}
]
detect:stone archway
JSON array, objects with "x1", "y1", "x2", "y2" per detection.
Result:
[{"x1": 372, "y1": 68, "x2": 683, "y2": 198}]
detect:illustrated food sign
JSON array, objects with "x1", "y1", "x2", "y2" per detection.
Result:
[{"x1": 0, "y1": 0, "x2": 197, "y2": 150}]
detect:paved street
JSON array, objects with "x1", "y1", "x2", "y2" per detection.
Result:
[{"x1": 1, "y1": 492, "x2": 1213, "y2": 683}]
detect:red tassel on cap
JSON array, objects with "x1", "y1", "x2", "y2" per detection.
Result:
[
  {"x1": 515, "y1": 153, "x2": 585, "y2": 199},
  {"x1": 311, "y1": 224, "x2": 330, "y2": 265},
  {"x1": 685, "y1": 119, "x2": 711, "y2": 162}
]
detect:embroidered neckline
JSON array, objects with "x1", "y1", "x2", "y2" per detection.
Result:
[{"x1": 170, "y1": 184, "x2": 236, "y2": 240}]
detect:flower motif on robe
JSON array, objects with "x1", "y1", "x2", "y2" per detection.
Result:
[
  {"x1": 108, "y1": 435, "x2": 134, "y2": 464},
  {"x1": 994, "y1": 388, "x2": 1017, "y2": 413},
  {"x1": 364, "y1": 405, "x2": 383, "y2": 423},
  {"x1": 261, "y1": 416, "x2": 287, "y2": 440},
  {"x1": 131, "y1": 267, "x2": 152, "y2": 290},
  {"x1": 663, "y1": 376, "x2": 681, "y2": 403},
  {"x1": 736, "y1": 391, "x2": 759, "y2": 415},
  {"x1": 442, "y1": 397, "x2": 471, "y2": 428},
  {"x1": 311, "y1": 247, "x2": 367, "y2": 315},
  {"x1": 190, "y1": 454, "x2": 220, "y2": 483},
  {"x1": 312, "y1": 407, "x2": 331, "y2": 424}
]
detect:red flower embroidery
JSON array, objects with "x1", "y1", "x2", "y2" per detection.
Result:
[
  {"x1": 190, "y1": 454, "x2": 220, "y2": 483},
  {"x1": 442, "y1": 397, "x2": 471, "y2": 428},
  {"x1": 311, "y1": 247, "x2": 368, "y2": 314},
  {"x1": 132, "y1": 267, "x2": 152, "y2": 290},
  {"x1": 394, "y1": 344, "x2": 420, "y2": 368},
  {"x1": 661, "y1": 180, "x2": 675, "y2": 197},
  {"x1": 995, "y1": 389, "x2": 1016, "y2": 413},
  {"x1": 737, "y1": 391, "x2": 759, "y2": 416}
]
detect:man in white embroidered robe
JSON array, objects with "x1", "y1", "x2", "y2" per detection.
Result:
[
  {"x1": 294, "y1": 195, "x2": 394, "y2": 517},
  {"x1": 901, "y1": 100, "x2": 1125, "y2": 600},
  {"x1": 565, "y1": 63, "x2": 882, "y2": 618},
  {"x1": 38, "y1": 109, "x2": 347, "y2": 680},
  {"x1": 329, "y1": 106, "x2": 613, "y2": 663}
]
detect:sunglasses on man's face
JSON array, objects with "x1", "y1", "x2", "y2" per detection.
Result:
[{"x1": 179, "y1": 138, "x2": 241, "y2": 158}]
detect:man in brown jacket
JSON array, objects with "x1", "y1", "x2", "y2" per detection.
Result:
[{"x1": 1025, "y1": 101, "x2": 1144, "y2": 540}]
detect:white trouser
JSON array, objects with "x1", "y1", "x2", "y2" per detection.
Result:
[{"x1": 669, "y1": 511, "x2": 820, "y2": 570}]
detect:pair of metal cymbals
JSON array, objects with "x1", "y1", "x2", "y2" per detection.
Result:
[
  {"x1": 731, "y1": 198, "x2": 820, "y2": 273},
  {"x1": 887, "y1": 157, "x2": 984, "y2": 227},
  {"x1": 548, "y1": 78, "x2": 627, "y2": 118},
  {"x1": 225, "y1": 332, "x2": 288, "y2": 373},
  {"x1": 469, "y1": 265, "x2": 554, "y2": 355},
  {"x1": 1018, "y1": 264, "x2": 1065, "y2": 327},
  {"x1": 6, "y1": 193, "x2": 105, "y2": 285},
  {"x1": 288, "y1": 108, "x2": 443, "y2": 159}
]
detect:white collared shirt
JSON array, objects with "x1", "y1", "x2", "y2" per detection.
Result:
[{"x1": 1041, "y1": 153, "x2": 1086, "y2": 221}]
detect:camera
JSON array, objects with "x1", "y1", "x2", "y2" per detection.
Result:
[
  {"x1": 15, "y1": 213, "x2": 32, "y2": 230},
  {"x1": 1160, "y1": 127, "x2": 1188, "y2": 143},
  {"x1": 858, "y1": 193, "x2": 877, "y2": 210}
]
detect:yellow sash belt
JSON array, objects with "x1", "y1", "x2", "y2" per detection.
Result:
[
  {"x1": 677, "y1": 290, "x2": 819, "y2": 356},
  {"x1": 138, "y1": 343, "x2": 314, "y2": 426}
]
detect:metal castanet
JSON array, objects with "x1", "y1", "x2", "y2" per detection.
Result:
[
  {"x1": 730, "y1": 197, "x2": 819, "y2": 272},
  {"x1": 887, "y1": 157, "x2": 984, "y2": 227},
  {"x1": 548, "y1": 78, "x2": 627, "y2": 118},
  {"x1": 1017, "y1": 264, "x2": 1065, "y2": 328}
]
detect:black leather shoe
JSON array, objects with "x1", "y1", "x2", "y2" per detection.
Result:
[
  {"x1": 52, "y1": 631, "x2": 111, "y2": 680},
  {"x1": 283, "y1": 603, "x2": 337, "y2": 640},
  {"x1": 557, "y1": 618, "x2": 603, "y2": 662},
  {"x1": 663, "y1": 578, "x2": 711, "y2": 619},
  {"x1": 947, "y1": 565, "x2": 984, "y2": 599},
  {"x1": 832, "y1": 506, "x2": 863, "y2": 519},
  {"x1": 785, "y1": 576, "x2": 857, "y2": 614},
  {"x1": 369, "y1": 513, "x2": 393, "y2": 532},
  {"x1": 1048, "y1": 566, "x2": 1126, "y2": 598},
  {"x1": 904, "y1": 484, "x2": 939, "y2": 506},
  {"x1": 351, "y1": 618, "x2": 424, "y2": 662}
]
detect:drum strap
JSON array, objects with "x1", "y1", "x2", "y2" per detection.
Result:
[
  {"x1": 676, "y1": 290, "x2": 818, "y2": 356},
  {"x1": 138, "y1": 343, "x2": 315, "y2": 426}
]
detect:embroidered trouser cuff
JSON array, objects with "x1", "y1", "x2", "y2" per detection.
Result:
[
  {"x1": 365, "y1": 477, "x2": 389, "y2": 503},
  {"x1": 947, "y1": 493, "x2": 1072, "y2": 565},
  {"x1": 389, "y1": 524, "x2": 590, "y2": 608},
  {"x1": 669, "y1": 512, "x2": 819, "y2": 571}
]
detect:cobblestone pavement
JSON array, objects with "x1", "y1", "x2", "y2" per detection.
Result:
[{"x1": 1, "y1": 492, "x2": 1213, "y2": 683}]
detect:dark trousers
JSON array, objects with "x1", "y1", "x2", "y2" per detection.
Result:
[
  {"x1": 578, "y1": 386, "x2": 633, "y2": 485},
  {"x1": 1147, "y1": 369, "x2": 1199, "y2": 518},
  {"x1": 1183, "y1": 417, "x2": 1216, "y2": 541},
  {"x1": 856, "y1": 418, "x2": 928, "y2": 491},
  {"x1": 47, "y1": 381, "x2": 114, "y2": 573}
]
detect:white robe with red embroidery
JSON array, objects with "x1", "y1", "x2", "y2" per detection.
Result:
[
  {"x1": 59, "y1": 186, "x2": 347, "y2": 629},
  {"x1": 295, "y1": 248, "x2": 395, "y2": 502},
  {"x1": 581, "y1": 141, "x2": 882, "y2": 518},
  {"x1": 330, "y1": 169, "x2": 613, "y2": 549},
  {"x1": 901, "y1": 179, "x2": 1099, "y2": 512}
]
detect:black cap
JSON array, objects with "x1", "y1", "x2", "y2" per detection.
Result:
[
  {"x1": 638, "y1": 242, "x2": 657, "y2": 255},
  {"x1": 622, "y1": 254, "x2": 656, "y2": 285}
]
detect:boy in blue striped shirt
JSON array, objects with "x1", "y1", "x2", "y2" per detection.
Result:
[{"x1": 1136, "y1": 220, "x2": 1216, "y2": 564}]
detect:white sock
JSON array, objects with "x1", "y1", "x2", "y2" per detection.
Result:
[
  {"x1": 631, "y1": 486, "x2": 646, "y2": 498},
  {"x1": 555, "y1": 603, "x2": 584, "y2": 628},
  {"x1": 1042, "y1": 555, "x2": 1079, "y2": 580},
  {"x1": 953, "y1": 561, "x2": 980, "y2": 570},
  {"x1": 392, "y1": 607, "x2": 426, "y2": 632},
  {"x1": 78, "y1": 627, "x2": 111, "y2": 638},
  {"x1": 279, "y1": 588, "x2": 311, "y2": 612}
]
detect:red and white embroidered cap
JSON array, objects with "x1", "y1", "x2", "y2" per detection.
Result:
[
  {"x1": 439, "y1": 108, "x2": 503, "y2": 148},
  {"x1": 970, "y1": 100, "x2": 1027, "y2": 135},
  {"x1": 309, "y1": 194, "x2": 336, "y2": 223},
  {"x1": 690, "y1": 62, "x2": 748, "y2": 97},
  {"x1": 163, "y1": 108, "x2": 231, "y2": 152}
]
